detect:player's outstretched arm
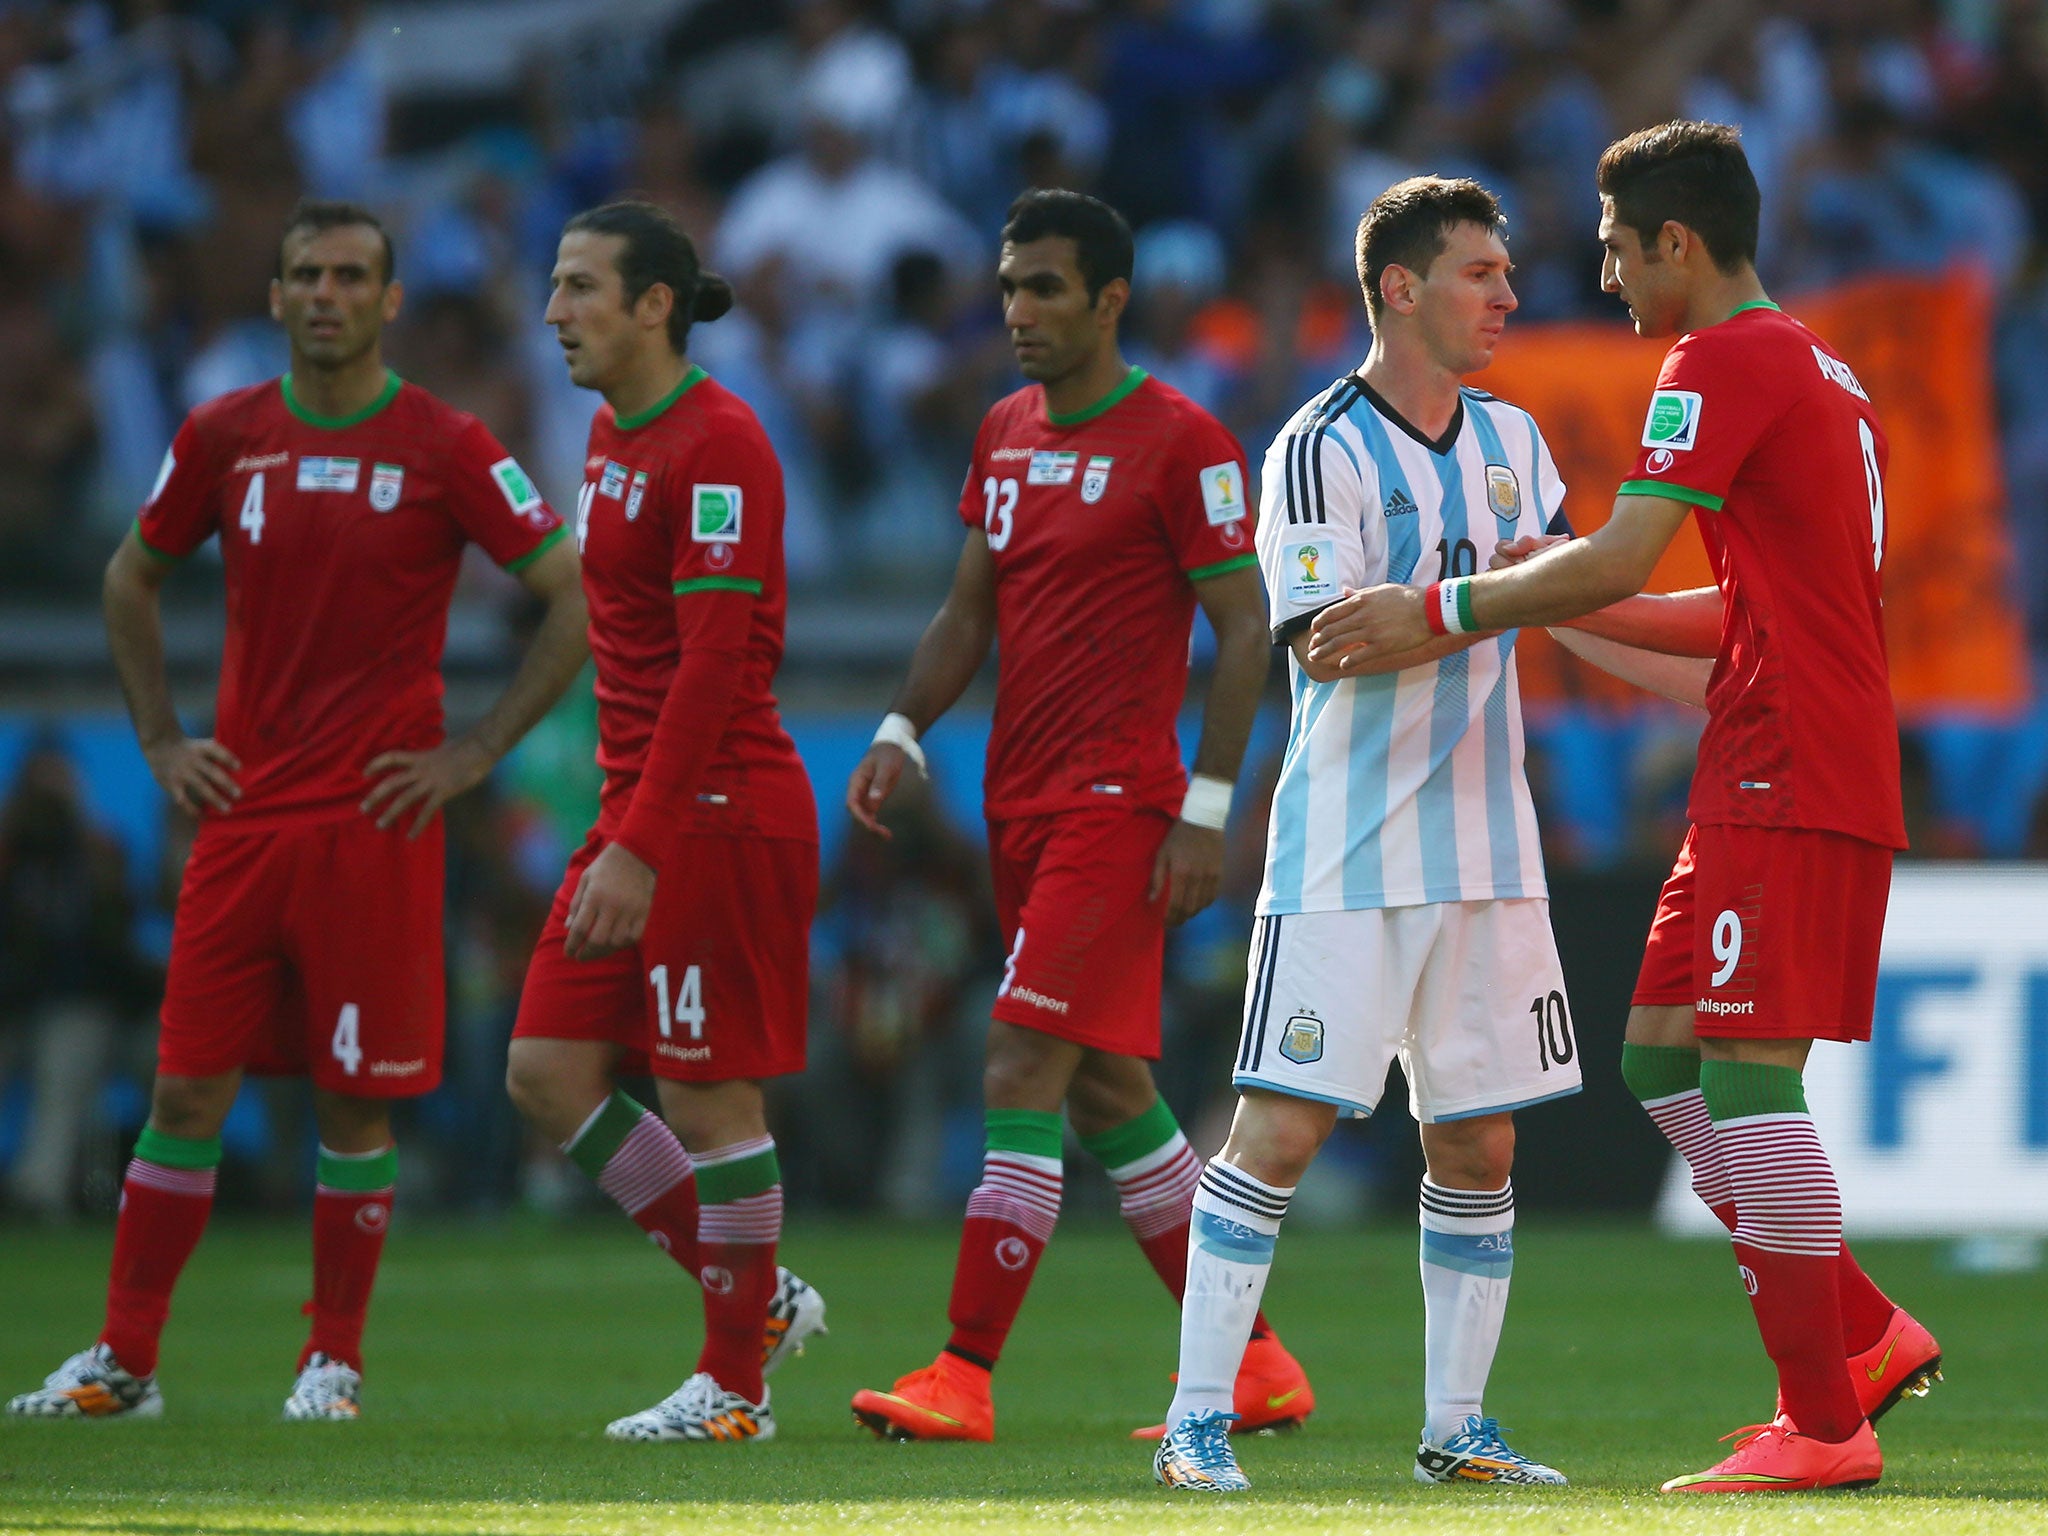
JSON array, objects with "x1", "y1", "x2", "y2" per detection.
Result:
[
  {"x1": 1150, "y1": 565, "x2": 1271, "y2": 925},
  {"x1": 1492, "y1": 532, "x2": 1721, "y2": 659},
  {"x1": 362, "y1": 538, "x2": 589, "y2": 836},
  {"x1": 103, "y1": 531, "x2": 241, "y2": 816},
  {"x1": 1308, "y1": 493, "x2": 1693, "y2": 667},
  {"x1": 1549, "y1": 629, "x2": 1711, "y2": 709},
  {"x1": 848, "y1": 531, "x2": 998, "y2": 837}
]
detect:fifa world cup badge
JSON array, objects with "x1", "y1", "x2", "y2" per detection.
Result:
[{"x1": 1298, "y1": 546, "x2": 1320, "y2": 583}]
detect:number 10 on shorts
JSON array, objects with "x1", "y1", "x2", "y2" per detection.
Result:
[{"x1": 649, "y1": 963, "x2": 705, "y2": 1039}]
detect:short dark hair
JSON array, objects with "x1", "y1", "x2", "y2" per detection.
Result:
[
  {"x1": 1000, "y1": 189, "x2": 1134, "y2": 303},
  {"x1": 279, "y1": 200, "x2": 395, "y2": 284},
  {"x1": 562, "y1": 199, "x2": 733, "y2": 353},
  {"x1": 1354, "y1": 176, "x2": 1506, "y2": 318},
  {"x1": 1596, "y1": 120, "x2": 1759, "y2": 274}
]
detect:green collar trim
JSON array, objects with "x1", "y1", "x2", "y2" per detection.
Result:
[
  {"x1": 281, "y1": 370, "x2": 401, "y2": 430},
  {"x1": 1726, "y1": 298, "x2": 1782, "y2": 320},
  {"x1": 615, "y1": 366, "x2": 706, "y2": 431},
  {"x1": 1047, "y1": 365, "x2": 1147, "y2": 427}
]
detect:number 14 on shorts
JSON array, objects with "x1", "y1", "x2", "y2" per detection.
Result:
[{"x1": 649, "y1": 964, "x2": 705, "y2": 1039}]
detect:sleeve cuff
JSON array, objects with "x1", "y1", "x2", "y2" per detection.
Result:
[
  {"x1": 1186, "y1": 552, "x2": 1259, "y2": 582},
  {"x1": 132, "y1": 520, "x2": 187, "y2": 564},
  {"x1": 502, "y1": 523, "x2": 568, "y2": 573},
  {"x1": 1618, "y1": 479, "x2": 1724, "y2": 512}
]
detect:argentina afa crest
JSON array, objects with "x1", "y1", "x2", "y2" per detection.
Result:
[{"x1": 1485, "y1": 464, "x2": 1521, "y2": 523}]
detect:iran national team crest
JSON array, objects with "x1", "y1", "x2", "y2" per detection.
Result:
[
  {"x1": 1081, "y1": 455, "x2": 1114, "y2": 504},
  {"x1": 368, "y1": 462, "x2": 404, "y2": 512},
  {"x1": 1485, "y1": 464, "x2": 1520, "y2": 523},
  {"x1": 625, "y1": 470, "x2": 649, "y2": 521}
]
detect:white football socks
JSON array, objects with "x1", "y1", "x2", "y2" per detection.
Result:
[
  {"x1": 1165, "y1": 1160, "x2": 1293, "y2": 1429},
  {"x1": 1419, "y1": 1177, "x2": 1515, "y2": 1445}
]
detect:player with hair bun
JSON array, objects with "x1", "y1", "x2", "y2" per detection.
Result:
[{"x1": 506, "y1": 200, "x2": 824, "y2": 1446}]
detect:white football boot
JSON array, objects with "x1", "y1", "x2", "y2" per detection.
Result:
[
  {"x1": 606, "y1": 1371, "x2": 774, "y2": 1443},
  {"x1": 7, "y1": 1344, "x2": 162, "y2": 1419}
]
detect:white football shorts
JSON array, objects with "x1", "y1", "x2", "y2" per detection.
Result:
[{"x1": 1232, "y1": 898, "x2": 1583, "y2": 1123}]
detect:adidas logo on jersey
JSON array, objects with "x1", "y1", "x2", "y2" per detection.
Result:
[{"x1": 1385, "y1": 488, "x2": 1417, "y2": 516}]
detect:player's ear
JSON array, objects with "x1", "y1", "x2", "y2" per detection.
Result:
[
  {"x1": 382, "y1": 279, "x2": 404, "y2": 325},
  {"x1": 268, "y1": 277, "x2": 284, "y2": 324},
  {"x1": 1095, "y1": 276, "x2": 1130, "y2": 327},
  {"x1": 638, "y1": 281, "x2": 676, "y2": 335},
  {"x1": 1379, "y1": 263, "x2": 1416, "y2": 316},
  {"x1": 1660, "y1": 220, "x2": 1688, "y2": 266}
]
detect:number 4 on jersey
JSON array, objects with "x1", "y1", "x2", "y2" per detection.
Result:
[{"x1": 239, "y1": 472, "x2": 266, "y2": 545}]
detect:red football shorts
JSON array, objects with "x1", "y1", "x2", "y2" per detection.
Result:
[
  {"x1": 987, "y1": 806, "x2": 1173, "y2": 1058},
  {"x1": 1632, "y1": 822, "x2": 1893, "y2": 1042},
  {"x1": 513, "y1": 830, "x2": 816, "y2": 1082},
  {"x1": 157, "y1": 816, "x2": 445, "y2": 1096}
]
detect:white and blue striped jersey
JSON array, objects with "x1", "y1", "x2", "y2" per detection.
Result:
[{"x1": 1256, "y1": 376, "x2": 1566, "y2": 916}]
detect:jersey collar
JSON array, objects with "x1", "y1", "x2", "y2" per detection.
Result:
[
  {"x1": 1725, "y1": 298, "x2": 1783, "y2": 321},
  {"x1": 281, "y1": 369, "x2": 402, "y2": 430},
  {"x1": 614, "y1": 365, "x2": 707, "y2": 431},
  {"x1": 1352, "y1": 375, "x2": 1463, "y2": 456},
  {"x1": 1045, "y1": 365, "x2": 1148, "y2": 428}
]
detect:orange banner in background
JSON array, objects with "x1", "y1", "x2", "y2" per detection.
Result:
[{"x1": 1480, "y1": 270, "x2": 2029, "y2": 715}]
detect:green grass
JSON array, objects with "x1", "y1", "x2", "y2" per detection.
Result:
[{"x1": 0, "y1": 1218, "x2": 2042, "y2": 1533}]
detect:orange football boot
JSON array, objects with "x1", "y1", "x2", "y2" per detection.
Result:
[
  {"x1": 1772, "y1": 1306, "x2": 1943, "y2": 1425},
  {"x1": 851, "y1": 1352, "x2": 995, "y2": 1442},
  {"x1": 1852, "y1": 1307, "x2": 1942, "y2": 1423},
  {"x1": 1661, "y1": 1415, "x2": 1882, "y2": 1494},
  {"x1": 1130, "y1": 1332, "x2": 1315, "y2": 1439}
]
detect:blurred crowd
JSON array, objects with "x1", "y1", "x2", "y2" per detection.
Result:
[
  {"x1": 7, "y1": 0, "x2": 2048, "y2": 1218},
  {"x1": 5, "y1": 0, "x2": 2048, "y2": 608}
]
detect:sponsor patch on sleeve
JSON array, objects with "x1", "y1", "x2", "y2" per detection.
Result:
[
  {"x1": 1281, "y1": 533, "x2": 1338, "y2": 608},
  {"x1": 1641, "y1": 390, "x2": 1703, "y2": 451},
  {"x1": 692, "y1": 483, "x2": 743, "y2": 542},
  {"x1": 1199, "y1": 460, "x2": 1247, "y2": 525},
  {"x1": 491, "y1": 456, "x2": 544, "y2": 514}
]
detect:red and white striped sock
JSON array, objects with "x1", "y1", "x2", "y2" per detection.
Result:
[
  {"x1": 1705, "y1": 1068, "x2": 1862, "y2": 1443},
  {"x1": 1641, "y1": 1087, "x2": 1738, "y2": 1229},
  {"x1": 102, "y1": 1155, "x2": 217, "y2": 1378},
  {"x1": 945, "y1": 1148, "x2": 1062, "y2": 1367},
  {"x1": 693, "y1": 1136, "x2": 782, "y2": 1403},
  {"x1": 565, "y1": 1092, "x2": 699, "y2": 1273}
]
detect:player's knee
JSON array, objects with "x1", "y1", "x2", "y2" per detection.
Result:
[
  {"x1": 1222, "y1": 1093, "x2": 1330, "y2": 1185},
  {"x1": 981, "y1": 1028, "x2": 1074, "y2": 1111},
  {"x1": 148, "y1": 1075, "x2": 235, "y2": 1140},
  {"x1": 503, "y1": 1044, "x2": 558, "y2": 1124},
  {"x1": 1422, "y1": 1117, "x2": 1515, "y2": 1189}
]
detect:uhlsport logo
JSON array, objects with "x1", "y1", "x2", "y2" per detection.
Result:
[
  {"x1": 700, "y1": 1265, "x2": 735, "y2": 1295},
  {"x1": 1697, "y1": 998, "x2": 1756, "y2": 1016},
  {"x1": 355, "y1": 1201, "x2": 390, "y2": 1235},
  {"x1": 994, "y1": 1237, "x2": 1032, "y2": 1271},
  {"x1": 1739, "y1": 1264, "x2": 1760, "y2": 1296},
  {"x1": 1641, "y1": 389, "x2": 1703, "y2": 450}
]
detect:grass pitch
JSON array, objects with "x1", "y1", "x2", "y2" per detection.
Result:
[{"x1": 0, "y1": 1217, "x2": 2042, "y2": 1534}]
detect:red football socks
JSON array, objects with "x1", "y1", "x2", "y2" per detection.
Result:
[{"x1": 100, "y1": 1132, "x2": 221, "y2": 1378}]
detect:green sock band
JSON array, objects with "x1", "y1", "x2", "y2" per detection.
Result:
[
  {"x1": 1619, "y1": 1043, "x2": 1703, "y2": 1104},
  {"x1": 695, "y1": 1145, "x2": 781, "y2": 1204},
  {"x1": 317, "y1": 1145, "x2": 398, "y2": 1192},
  {"x1": 1078, "y1": 1096, "x2": 1179, "y2": 1170},
  {"x1": 564, "y1": 1091, "x2": 649, "y2": 1181},
  {"x1": 985, "y1": 1107, "x2": 1064, "y2": 1160},
  {"x1": 134, "y1": 1126, "x2": 222, "y2": 1170},
  {"x1": 1699, "y1": 1060, "x2": 1809, "y2": 1122}
]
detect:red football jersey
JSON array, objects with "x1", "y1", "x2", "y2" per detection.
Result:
[
  {"x1": 136, "y1": 372, "x2": 564, "y2": 829},
  {"x1": 573, "y1": 366, "x2": 814, "y2": 851},
  {"x1": 1621, "y1": 303, "x2": 1906, "y2": 849},
  {"x1": 957, "y1": 368, "x2": 1258, "y2": 820}
]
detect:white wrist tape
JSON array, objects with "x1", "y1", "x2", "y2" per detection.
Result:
[
  {"x1": 873, "y1": 712, "x2": 928, "y2": 778},
  {"x1": 1180, "y1": 773, "x2": 1233, "y2": 830}
]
